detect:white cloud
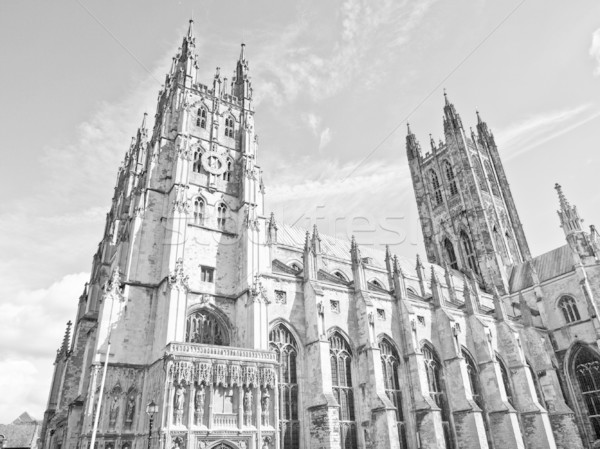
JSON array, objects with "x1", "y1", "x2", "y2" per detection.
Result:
[
  {"x1": 319, "y1": 128, "x2": 332, "y2": 149},
  {"x1": 590, "y1": 28, "x2": 600, "y2": 76},
  {"x1": 0, "y1": 272, "x2": 89, "y2": 423},
  {"x1": 303, "y1": 112, "x2": 322, "y2": 136},
  {"x1": 496, "y1": 104, "x2": 600, "y2": 160}
]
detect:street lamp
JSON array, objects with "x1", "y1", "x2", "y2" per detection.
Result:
[{"x1": 146, "y1": 401, "x2": 158, "y2": 449}]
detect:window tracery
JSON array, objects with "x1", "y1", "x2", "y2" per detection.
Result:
[
  {"x1": 379, "y1": 338, "x2": 407, "y2": 448},
  {"x1": 223, "y1": 157, "x2": 233, "y2": 182},
  {"x1": 196, "y1": 107, "x2": 207, "y2": 129},
  {"x1": 185, "y1": 310, "x2": 227, "y2": 345},
  {"x1": 423, "y1": 345, "x2": 454, "y2": 449},
  {"x1": 572, "y1": 346, "x2": 600, "y2": 439},
  {"x1": 225, "y1": 116, "x2": 235, "y2": 138},
  {"x1": 444, "y1": 161, "x2": 458, "y2": 196},
  {"x1": 217, "y1": 203, "x2": 227, "y2": 231},
  {"x1": 429, "y1": 169, "x2": 443, "y2": 206},
  {"x1": 269, "y1": 325, "x2": 300, "y2": 449},
  {"x1": 193, "y1": 197, "x2": 204, "y2": 225},
  {"x1": 443, "y1": 238, "x2": 458, "y2": 270},
  {"x1": 559, "y1": 296, "x2": 581, "y2": 324},
  {"x1": 330, "y1": 332, "x2": 357, "y2": 449},
  {"x1": 460, "y1": 231, "x2": 479, "y2": 275}
]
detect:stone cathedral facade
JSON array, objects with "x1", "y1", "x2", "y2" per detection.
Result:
[{"x1": 41, "y1": 20, "x2": 600, "y2": 449}]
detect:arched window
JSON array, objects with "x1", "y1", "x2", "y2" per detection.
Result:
[
  {"x1": 460, "y1": 231, "x2": 479, "y2": 275},
  {"x1": 496, "y1": 355, "x2": 514, "y2": 406},
  {"x1": 371, "y1": 279, "x2": 383, "y2": 289},
  {"x1": 333, "y1": 271, "x2": 347, "y2": 282},
  {"x1": 330, "y1": 332, "x2": 357, "y2": 449},
  {"x1": 423, "y1": 345, "x2": 454, "y2": 449},
  {"x1": 289, "y1": 262, "x2": 302, "y2": 273},
  {"x1": 193, "y1": 197, "x2": 204, "y2": 225},
  {"x1": 225, "y1": 116, "x2": 235, "y2": 138},
  {"x1": 270, "y1": 325, "x2": 300, "y2": 449},
  {"x1": 443, "y1": 238, "x2": 458, "y2": 270},
  {"x1": 379, "y1": 339, "x2": 407, "y2": 448},
  {"x1": 463, "y1": 350, "x2": 492, "y2": 446},
  {"x1": 559, "y1": 296, "x2": 581, "y2": 324},
  {"x1": 217, "y1": 203, "x2": 227, "y2": 231},
  {"x1": 484, "y1": 160, "x2": 500, "y2": 197},
  {"x1": 444, "y1": 161, "x2": 458, "y2": 196},
  {"x1": 527, "y1": 361, "x2": 546, "y2": 409},
  {"x1": 186, "y1": 310, "x2": 227, "y2": 345},
  {"x1": 193, "y1": 149, "x2": 202, "y2": 173},
  {"x1": 196, "y1": 107, "x2": 207, "y2": 129},
  {"x1": 572, "y1": 346, "x2": 600, "y2": 439},
  {"x1": 223, "y1": 157, "x2": 233, "y2": 182},
  {"x1": 429, "y1": 170, "x2": 443, "y2": 206}
]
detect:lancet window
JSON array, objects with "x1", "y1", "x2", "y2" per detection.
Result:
[
  {"x1": 330, "y1": 332, "x2": 357, "y2": 449},
  {"x1": 223, "y1": 157, "x2": 233, "y2": 182},
  {"x1": 217, "y1": 203, "x2": 227, "y2": 231},
  {"x1": 225, "y1": 116, "x2": 235, "y2": 138},
  {"x1": 270, "y1": 325, "x2": 300, "y2": 449},
  {"x1": 423, "y1": 344, "x2": 454, "y2": 449},
  {"x1": 197, "y1": 107, "x2": 207, "y2": 128},
  {"x1": 186, "y1": 310, "x2": 227, "y2": 345},
  {"x1": 193, "y1": 149, "x2": 203, "y2": 173},
  {"x1": 379, "y1": 338, "x2": 407, "y2": 448},
  {"x1": 572, "y1": 346, "x2": 600, "y2": 440},
  {"x1": 193, "y1": 197, "x2": 204, "y2": 225},
  {"x1": 559, "y1": 296, "x2": 581, "y2": 324},
  {"x1": 429, "y1": 169, "x2": 443, "y2": 206},
  {"x1": 444, "y1": 161, "x2": 458, "y2": 196},
  {"x1": 443, "y1": 238, "x2": 458, "y2": 270},
  {"x1": 460, "y1": 231, "x2": 479, "y2": 275}
]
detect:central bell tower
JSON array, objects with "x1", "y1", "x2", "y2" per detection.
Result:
[{"x1": 406, "y1": 93, "x2": 531, "y2": 293}]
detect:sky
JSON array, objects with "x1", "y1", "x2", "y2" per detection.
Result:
[{"x1": 0, "y1": 0, "x2": 599, "y2": 424}]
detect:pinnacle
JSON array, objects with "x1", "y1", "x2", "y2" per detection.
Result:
[
  {"x1": 240, "y1": 43, "x2": 246, "y2": 61},
  {"x1": 187, "y1": 18, "x2": 194, "y2": 38},
  {"x1": 554, "y1": 183, "x2": 570, "y2": 210}
]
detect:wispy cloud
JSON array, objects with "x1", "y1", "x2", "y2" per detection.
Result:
[
  {"x1": 319, "y1": 128, "x2": 332, "y2": 150},
  {"x1": 253, "y1": 0, "x2": 439, "y2": 105},
  {"x1": 590, "y1": 28, "x2": 600, "y2": 76},
  {"x1": 496, "y1": 104, "x2": 600, "y2": 160}
]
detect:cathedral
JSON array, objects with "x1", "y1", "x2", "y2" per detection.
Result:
[{"x1": 40, "y1": 20, "x2": 600, "y2": 449}]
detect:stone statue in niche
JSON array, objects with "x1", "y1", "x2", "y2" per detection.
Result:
[
  {"x1": 261, "y1": 389, "x2": 270, "y2": 426},
  {"x1": 174, "y1": 384, "x2": 185, "y2": 425},
  {"x1": 125, "y1": 394, "x2": 135, "y2": 426},
  {"x1": 243, "y1": 388, "x2": 253, "y2": 426},
  {"x1": 261, "y1": 436, "x2": 272, "y2": 449},
  {"x1": 108, "y1": 396, "x2": 119, "y2": 429},
  {"x1": 194, "y1": 384, "x2": 205, "y2": 425}
]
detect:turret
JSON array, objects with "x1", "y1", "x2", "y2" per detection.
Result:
[
  {"x1": 232, "y1": 43, "x2": 252, "y2": 100},
  {"x1": 406, "y1": 123, "x2": 421, "y2": 161},
  {"x1": 443, "y1": 90, "x2": 463, "y2": 134},
  {"x1": 555, "y1": 183, "x2": 583, "y2": 236}
]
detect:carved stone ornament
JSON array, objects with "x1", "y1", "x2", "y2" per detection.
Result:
[
  {"x1": 242, "y1": 366, "x2": 258, "y2": 387},
  {"x1": 259, "y1": 368, "x2": 276, "y2": 389},
  {"x1": 201, "y1": 151, "x2": 227, "y2": 175},
  {"x1": 103, "y1": 268, "x2": 125, "y2": 303},
  {"x1": 249, "y1": 274, "x2": 269, "y2": 304},
  {"x1": 198, "y1": 293, "x2": 212, "y2": 305},
  {"x1": 168, "y1": 361, "x2": 194, "y2": 384},
  {"x1": 176, "y1": 135, "x2": 192, "y2": 160},
  {"x1": 168, "y1": 258, "x2": 190, "y2": 292},
  {"x1": 214, "y1": 363, "x2": 228, "y2": 386},
  {"x1": 230, "y1": 364, "x2": 241, "y2": 386},
  {"x1": 196, "y1": 362, "x2": 212, "y2": 385},
  {"x1": 173, "y1": 184, "x2": 191, "y2": 214}
]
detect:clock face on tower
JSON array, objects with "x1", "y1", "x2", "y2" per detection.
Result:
[{"x1": 201, "y1": 151, "x2": 227, "y2": 175}]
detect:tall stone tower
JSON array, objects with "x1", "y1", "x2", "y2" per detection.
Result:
[
  {"x1": 406, "y1": 93, "x2": 531, "y2": 292},
  {"x1": 41, "y1": 20, "x2": 279, "y2": 449}
]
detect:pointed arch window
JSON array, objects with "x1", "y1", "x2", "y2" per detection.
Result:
[
  {"x1": 496, "y1": 355, "x2": 514, "y2": 406},
  {"x1": 196, "y1": 107, "x2": 207, "y2": 129},
  {"x1": 559, "y1": 296, "x2": 581, "y2": 324},
  {"x1": 223, "y1": 157, "x2": 233, "y2": 182},
  {"x1": 186, "y1": 310, "x2": 228, "y2": 345},
  {"x1": 330, "y1": 332, "x2": 357, "y2": 449},
  {"x1": 460, "y1": 231, "x2": 479, "y2": 275},
  {"x1": 527, "y1": 361, "x2": 546, "y2": 409},
  {"x1": 225, "y1": 116, "x2": 235, "y2": 138},
  {"x1": 193, "y1": 197, "x2": 205, "y2": 225},
  {"x1": 443, "y1": 238, "x2": 458, "y2": 270},
  {"x1": 423, "y1": 345, "x2": 454, "y2": 448},
  {"x1": 217, "y1": 203, "x2": 227, "y2": 231},
  {"x1": 429, "y1": 170, "x2": 443, "y2": 206},
  {"x1": 270, "y1": 325, "x2": 300, "y2": 449},
  {"x1": 193, "y1": 149, "x2": 203, "y2": 173},
  {"x1": 572, "y1": 346, "x2": 600, "y2": 440},
  {"x1": 463, "y1": 350, "x2": 492, "y2": 446},
  {"x1": 444, "y1": 161, "x2": 458, "y2": 196},
  {"x1": 379, "y1": 339, "x2": 407, "y2": 448}
]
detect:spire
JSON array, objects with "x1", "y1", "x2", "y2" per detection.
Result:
[
  {"x1": 406, "y1": 122, "x2": 421, "y2": 161},
  {"x1": 267, "y1": 212, "x2": 278, "y2": 245},
  {"x1": 180, "y1": 19, "x2": 196, "y2": 59},
  {"x1": 442, "y1": 90, "x2": 463, "y2": 133},
  {"x1": 186, "y1": 18, "x2": 194, "y2": 39},
  {"x1": 555, "y1": 183, "x2": 583, "y2": 235},
  {"x1": 430, "y1": 266, "x2": 444, "y2": 307},
  {"x1": 350, "y1": 235, "x2": 361, "y2": 264},
  {"x1": 233, "y1": 43, "x2": 252, "y2": 100},
  {"x1": 60, "y1": 321, "x2": 72, "y2": 356},
  {"x1": 429, "y1": 134, "x2": 436, "y2": 151},
  {"x1": 311, "y1": 224, "x2": 321, "y2": 254},
  {"x1": 303, "y1": 231, "x2": 311, "y2": 252},
  {"x1": 140, "y1": 112, "x2": 148, "y2": 129},
  {"x1": 462, "y1": 277, "x2": 478, "y2": 315}
]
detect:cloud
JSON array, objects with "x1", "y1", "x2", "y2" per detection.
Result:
[
  {"x1": 319, "y1": 128, "x2": 332, "y2": 149},
  {"x1": 304, "y1": 112, "x2": 322, "y2": 135},
  {"x1": 590, "y1": 28, "x2": 600, "y2": 76},
  {"x1": 0, "y1": 272, "x2": 89, "y2": 422},
  {"x1": 252, "y1": 0, "x2": 439, "y2": 104},
  {"x1": 496, "y1": 104, "x2": 600, "y2": 160}
]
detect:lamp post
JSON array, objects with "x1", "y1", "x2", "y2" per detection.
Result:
[{"x1": 146, "y1": 401, "x2": 158, "y2": 449}]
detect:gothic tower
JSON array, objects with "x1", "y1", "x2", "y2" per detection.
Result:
[
  {"x1": 41, "y1": 20, "x2": 278, "y2": 449},
  {"x1": 406, "y1": 93, "x2": 531, "y2": 293}
]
